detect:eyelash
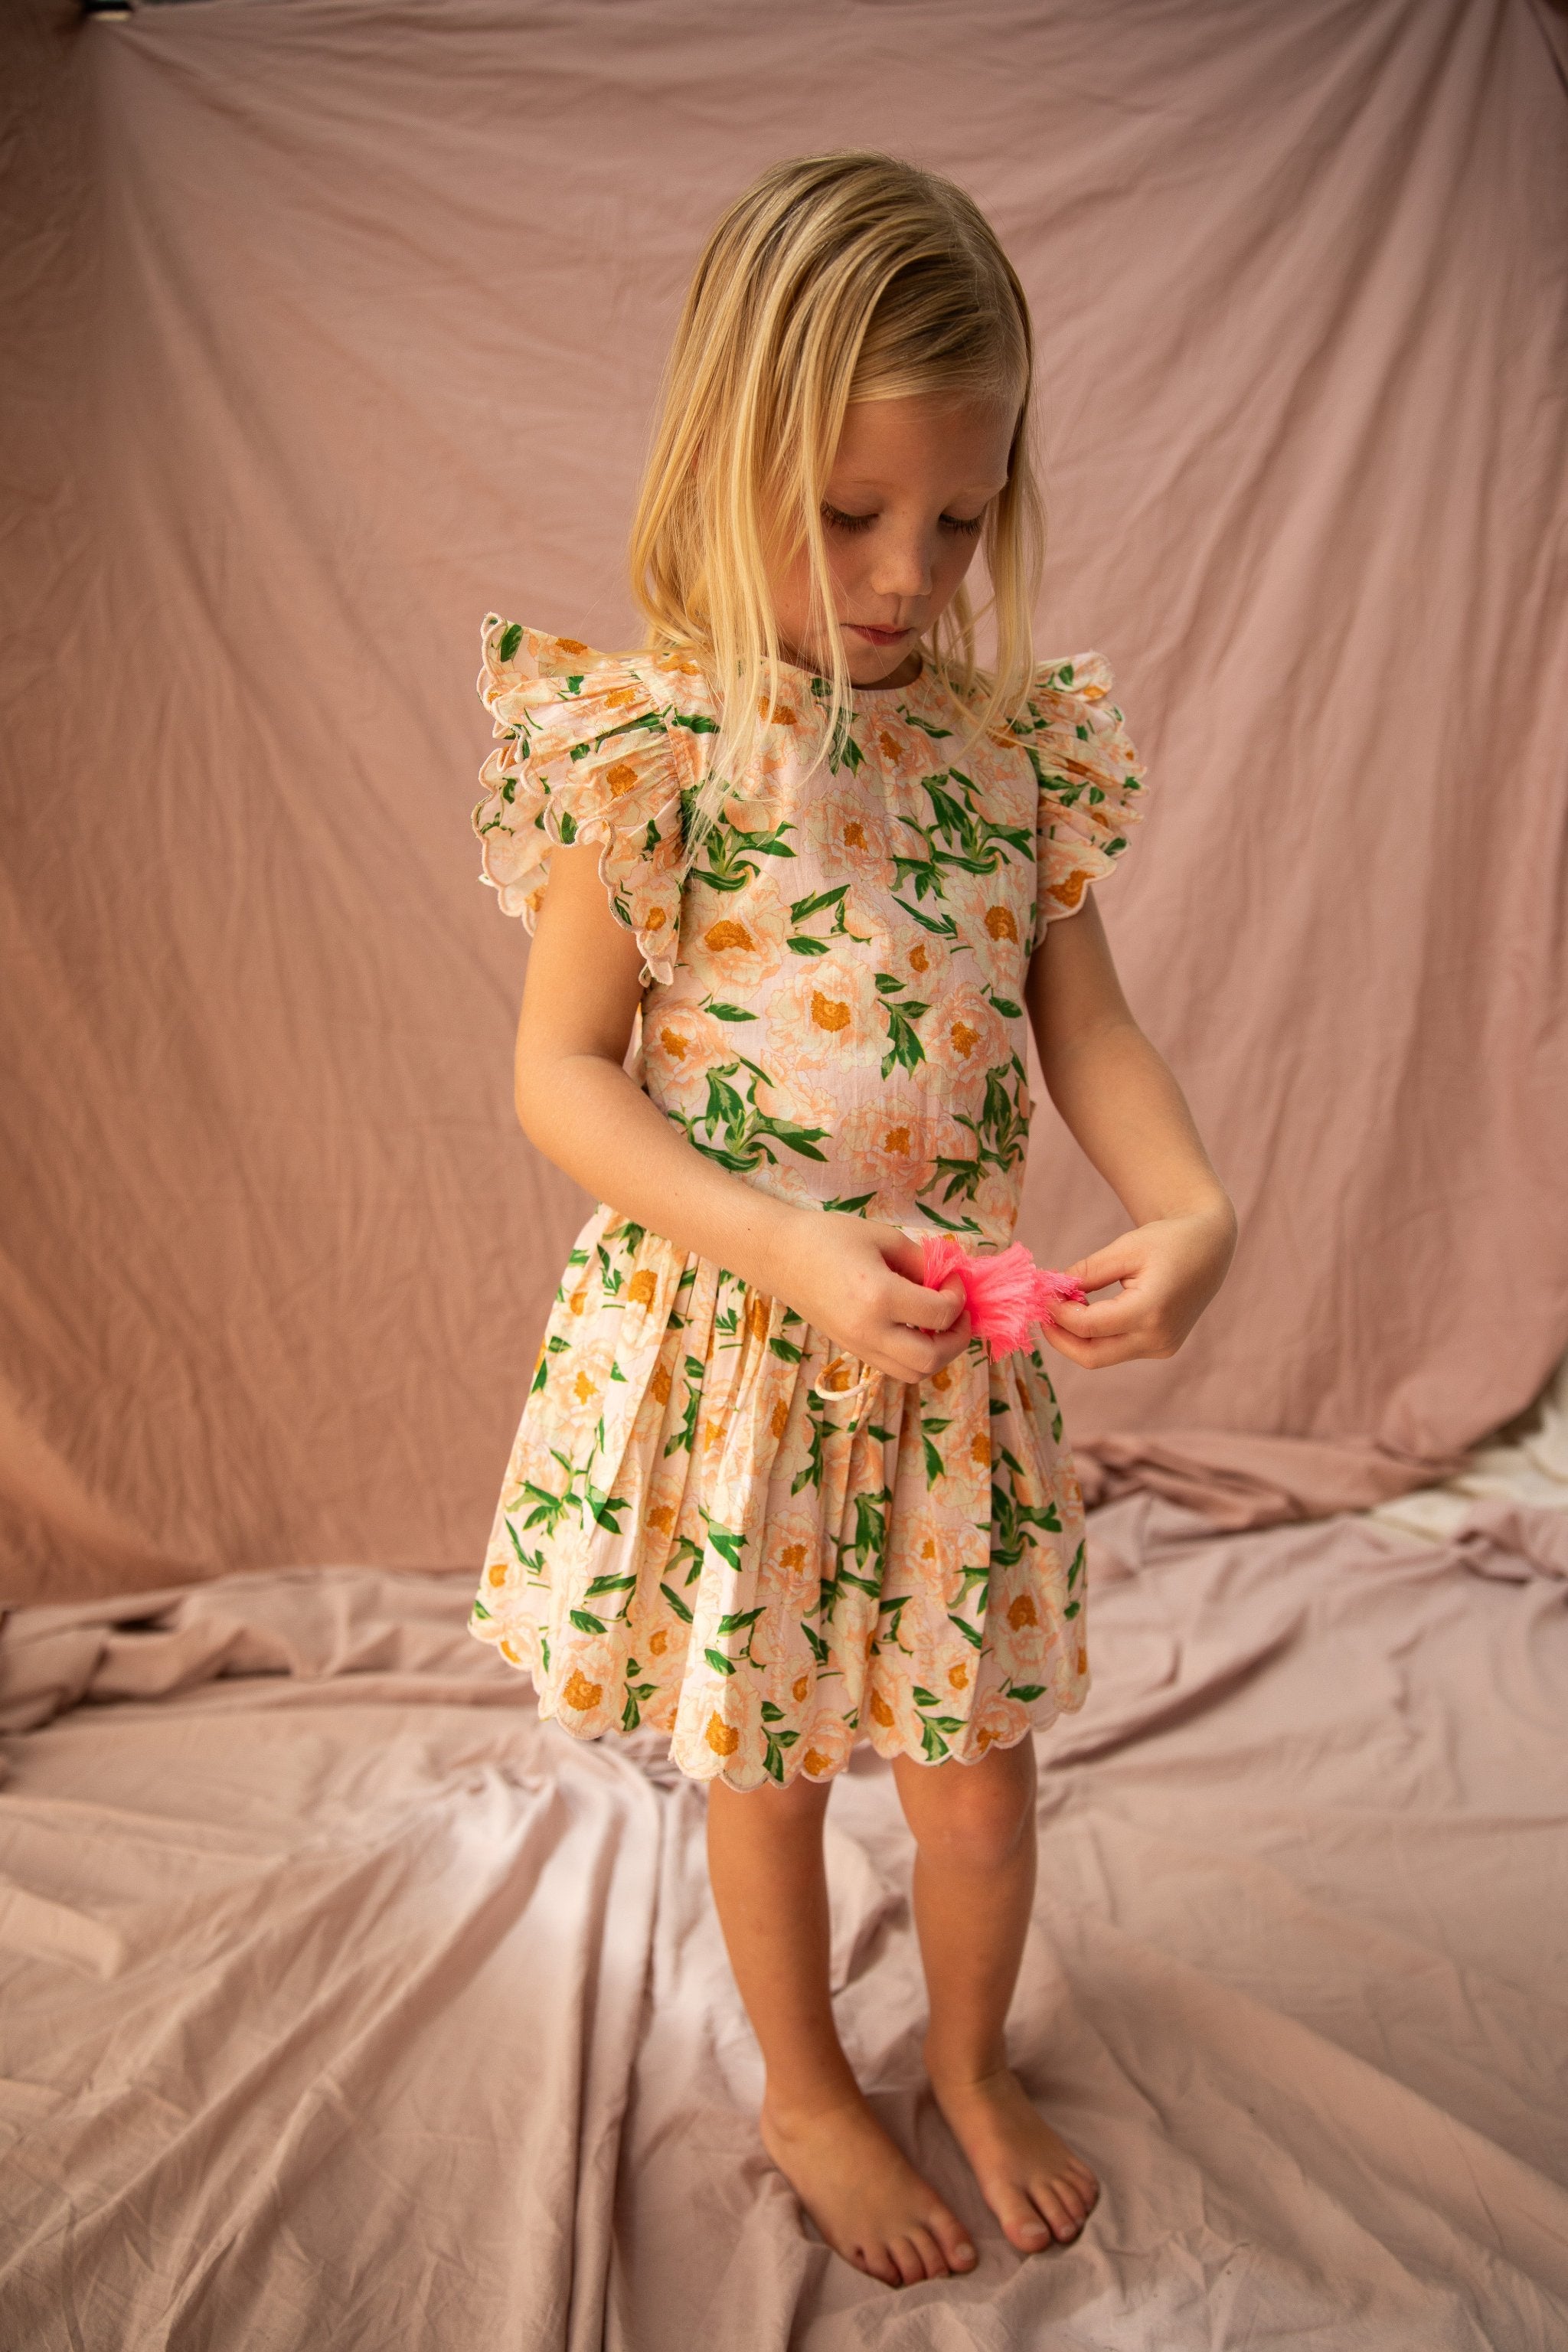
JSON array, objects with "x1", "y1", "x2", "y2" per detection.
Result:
[{"x1": 822, "y1": 504, "x2": 986, "y2": 538}]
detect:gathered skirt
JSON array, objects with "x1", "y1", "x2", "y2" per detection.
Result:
[{"x1": 469, "y1": 1204, "x2": 1090, "y2": 1792}]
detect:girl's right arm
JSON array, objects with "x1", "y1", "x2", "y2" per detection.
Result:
[{"x1": 512, "y1": 842, "x2": 969, "y2": 1384}]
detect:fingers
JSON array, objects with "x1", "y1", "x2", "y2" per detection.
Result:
[
  {"x1": 1040, "y1": 1321, "x2": 1175, "y2": 1369},
  {"x1": 1047, "y1": 1290, "x2": 1143, "y2": 1343},
  {"x1": 885, "y1": 1269, "x2": 965, "y2": 1333}
]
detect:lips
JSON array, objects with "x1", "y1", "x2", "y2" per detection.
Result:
[{"x1": 848, "y1": 623, "x2": 910, "y2": 645}]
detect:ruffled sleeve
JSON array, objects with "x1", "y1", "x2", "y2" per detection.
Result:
[
  {"x1": 1019, "y1": 652, "x2": 1151, "y2": 945},
  {"x1": 472, "y1": 617, "x2": 716, "y2": 985}
]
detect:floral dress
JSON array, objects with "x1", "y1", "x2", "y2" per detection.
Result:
[{"x1": 466, "y1": 616, "x2": 1148, "y2": 1790}]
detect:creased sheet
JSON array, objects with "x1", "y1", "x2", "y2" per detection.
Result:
[{"x1": 2, "y1": 1501, "x2": 1565, "y2": 2347}]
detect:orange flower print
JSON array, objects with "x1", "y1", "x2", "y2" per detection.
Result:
[
  {"x1": 469, "y1": 623, "x2": 1145, "y2": 1785},
  {"x1": 769, "y1": 955, "x2": 884, "y2": 1073}
]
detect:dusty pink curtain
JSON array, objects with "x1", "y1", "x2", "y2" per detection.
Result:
[{"x1": 2, "y1": 0, "x2": 1566, "y2": 1601}]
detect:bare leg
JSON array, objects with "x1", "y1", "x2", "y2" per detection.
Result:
[
  {"x1": 706, "y1": 1771, "x2": 978, "y2": 2286},
  {"x1": 891, "y1": 1737, "x2": 1099, "y2": 2252}
]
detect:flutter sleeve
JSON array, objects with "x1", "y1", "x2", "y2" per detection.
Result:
[
  {"x1": 472, "y1": 616, "x2": 711, "y2": 985},
  {"x1": 1020, "y1": 652, "x2": 1151, "y2": 946}
]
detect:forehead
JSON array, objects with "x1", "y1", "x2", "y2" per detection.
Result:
[{"x1": 831, "y1": 392, "x2": 1017, "y2": 487}]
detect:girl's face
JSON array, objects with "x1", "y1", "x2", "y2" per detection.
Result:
[{"x1": 769, "y1": 391, "x2": 1017, "y2": 691}]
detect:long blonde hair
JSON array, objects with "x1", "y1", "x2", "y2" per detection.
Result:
[{"x1": 629, "y1": 152, "x2": 1045, "y2": 849}]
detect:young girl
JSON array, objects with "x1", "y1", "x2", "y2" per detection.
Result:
[{"x1": 468, "y1": 152, "x2": 1235, "y2": 2289}]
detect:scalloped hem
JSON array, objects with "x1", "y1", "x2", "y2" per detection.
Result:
[{"x1": 469, "y1": 1613, "x2": 1090, "y2": 1792}]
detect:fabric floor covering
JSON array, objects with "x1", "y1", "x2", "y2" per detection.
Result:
[{"x1": 2, "y1": 1494, "x2": 1566, "y2": 2350}]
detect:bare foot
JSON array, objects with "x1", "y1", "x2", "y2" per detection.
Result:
[
  {"x1": 930, "y1": 2066, "x2": 1099, "y2": 2252},
  {"x1": 761, "y1": 2089, "x2": 979, "y2": 2287}
]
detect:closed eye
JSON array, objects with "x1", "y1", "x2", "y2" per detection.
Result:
[{"x1": 821, "y1": 502, "x2": 988, "y2": 537}]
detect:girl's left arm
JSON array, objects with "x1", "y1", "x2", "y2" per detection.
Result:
[{"x1": 1024, "y1": 894, "x2": 1237, "y2": 1368}]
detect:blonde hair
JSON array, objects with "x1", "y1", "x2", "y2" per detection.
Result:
[{"x1": 629, "y1": 152, "x2": 1045, "y2": 849}]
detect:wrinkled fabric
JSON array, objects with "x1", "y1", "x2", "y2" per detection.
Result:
[
  {"x1": 3, "y1": 1491, "x2": 1567, "y2": 2346},
  {"x1": 2, "y1": 0, "x2": 1567, "y2": 1601}
]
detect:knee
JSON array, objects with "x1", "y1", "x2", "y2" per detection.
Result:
[{"x1": 906, "y1": 1755, "x2": 1034, "y2": 1874}]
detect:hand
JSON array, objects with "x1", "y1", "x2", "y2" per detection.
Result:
[
  {"x1": 1044, "y1": 1201, "x2": 1236, "y2": 1370},
  {"x1": 761, "y1": 1210, "x2": 972, "y2": 1385}
]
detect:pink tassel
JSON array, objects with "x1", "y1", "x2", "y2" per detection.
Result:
[{"x1": 919, "y1": 1235, "x2": 1087, "y2": 1362}]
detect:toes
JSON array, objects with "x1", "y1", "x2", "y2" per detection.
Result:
[
  {"x1": 1067, "y1": 2163, "x2": 1100, "y2": 2210},
  {"x1": 889, "y1": 2235, "x2": 928, "y2": 2288},
  {"x1": 996, "y1": 2190, "x2": 1053, "y2": 2253},
  {"x1": 854, "y1": 2243, "x2": 902, "y2": 2288},
  {"x1": 933, "y1": 2217, "x2": 978, "y2": 2273},
  {"x1": 1051, "y1": 2172, "x2": 1092, "y2": 2228},
  {"x1": 1031, "y1": 2181, "x2": 1083, "y2": 2244},
  {"x1": 906, "y1": 2223, "x2": 951, "y2": 2280}
]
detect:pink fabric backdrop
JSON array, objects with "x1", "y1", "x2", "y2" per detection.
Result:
[{"x1": 2, "y1": 0, "x2": 1566, "y2": 1600}]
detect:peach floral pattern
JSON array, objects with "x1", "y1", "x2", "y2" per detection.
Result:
[{"x1": 469, "y1": 619, "x2": 1148, "y2": 1788}]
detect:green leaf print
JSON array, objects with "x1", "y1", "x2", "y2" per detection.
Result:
[
  {"x1": 705, "y1": 1648, "x2": 738, "y2": 1676},
  {"x1": 715, "y1": 1606, "x2": 766, "y2": 1668},
  {"x1": 691, "y1": 818, "x2": 796, "y2": 894},
  {"x1": 664, "y1": 1358, "x2": 707, "y2": 1458},
  {"x1": 880, "y1": 996, "x2": 929, "y2": 1080},
  {"x1": 915, "y1": 1199, "x2": 984, "y2": 1237},
  {"x1": 472, "y1": 1599, "x2": 491, "y2": 1621},
  {"x1": 668, "y1": 1534, "x2": 705, "y2": 1583},
  {"x1": 1064, "y1": 1600, "x2": 1081, "y2": 1619},
  {"x1": 705, "y1": 1521, "x2": 746, "y2": 1573},
  {"x1": 674, "y1": 1060, "x2": 829, "y2": 1176},
  {"x1": 792, "y1": 1399, "x2": 827, "y2": 1496},
  {"x1": 497, "y1": 623, "x2": 523, "y2": 662},
  {"x1": 716, "y1": 1606, "x2": 765, "y2": 1635},
  {"x1": 1006, "y1": 1684, "x2": 1049, "y2": 1704},
  {"x1": 988, "y1": 1479, "x2": 1061, "y2": 1573},
  {"x1": 789, "y1": 884, "x2": 850, "y2": 925},
  {"x1": 786, "y1": 936, "x2": 831, "y2": 957},
  {"x1": 763, "y1": 1728, "x2": 799, "y2": 1783},
  {"x1": 505, "y1": 1521, "x2": 545, "y2": 1575},
  {"x1": 921, "y1": 1059, "x2": 1031, "y2": 1208},
  {"x1": 820, "y1": 1192, "x2": 875, "y2": 1215},
  {"x1": 558, "y1": 810, "x2": 578, "y2": 844},
  {"x1": 520, "y1": 1478, "x2": 571, "y2": 1534},
  {"x1": 1067, "y1": 1542, "x2": 1086, "y2": 1588},
  {"x1": 707, "y1": 1001, "x2": 758, "y2": 1023},
  {"x1": 658, "y1": 1579, "x2": 694, "y2": 1623},
  {"x1": 947, "y1": 1613, "x2": 983, "y2": 1649},
  {"x1": 585, "y1": 1570, "x2": 638, "y2": 1605},
  {"x1": 569, "y1": 1609, "x2": 606, "y2": 1635},
  {"x1": 801, "y1": 1622, "x2": 829, "y2": 1665},
  {"x1": 890, "y1": 894, "x2": 962, "y2": 939}
]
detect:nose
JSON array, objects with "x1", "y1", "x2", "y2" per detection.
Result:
[{"x1": 867, "y1": 524, "x2": 933, "y2": 606}]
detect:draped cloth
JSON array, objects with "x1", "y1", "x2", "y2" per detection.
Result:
[{"x1": 2, "y1": 0, "x2": 1566, "y2": 1598}]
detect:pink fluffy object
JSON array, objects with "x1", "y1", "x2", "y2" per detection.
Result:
[{"x1": 919, "y1": 1235, "x2": 1087, "y2": 1362}]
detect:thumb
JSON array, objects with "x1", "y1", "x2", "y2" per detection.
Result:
[
  {"x1": 1066, "y1": 1230, "x2": 1145, "y2": 1294},
  {"x1": 878, "y1": 1229, "x2": 929, "y2": 1285}
]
